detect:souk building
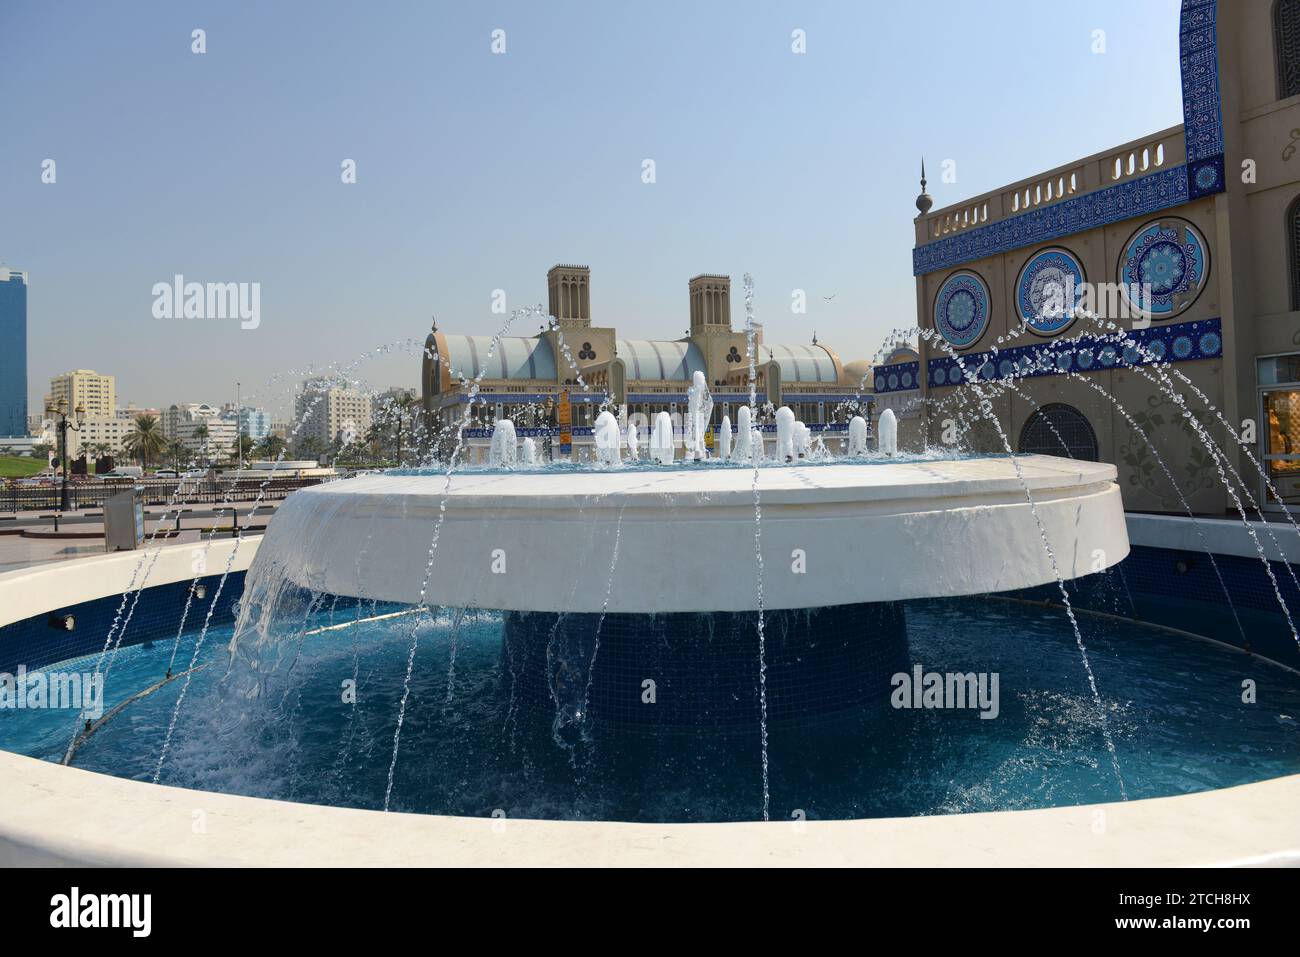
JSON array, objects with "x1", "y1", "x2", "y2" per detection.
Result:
[
  {"x1": 420, "y1": 265, "x2": 876, "y2": 457},
  {"x1": 882, "y1": 0, "x2": 1300, "y2": 514}
]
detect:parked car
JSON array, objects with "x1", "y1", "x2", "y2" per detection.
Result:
[{"x1": 98, "y1": 466, "x2": 143, "y2": 480}]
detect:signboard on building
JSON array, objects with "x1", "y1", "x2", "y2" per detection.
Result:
[{"x1": 558, "y1": 390, "x2": 572, "y2": 457}]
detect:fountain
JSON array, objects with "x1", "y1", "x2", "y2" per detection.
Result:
[
  {"x1": 734, "y1": 406, "x2": 754, "y2": 461},
  {"x1": 3, "y1": 317, "x2": 1299, "y2": 864},
  {"x1": 775, "y1": 406, "x2": 795, "y2": 462},
  {"x1": 848, "y1": 415, "x2": 869, "y2": 456},
  {"x1": 231, "y1": 418, "x2": 1130, "y2": 739},
  {"x1": 649, "y1": 412, "x2": 674, "y2": 465},
  {"x1": 488, "y1": 419, "x2": 517, "y2": 467},
  {"x1": 878, "y1": 408, "x2": 898, "y2": 457},
  {"x1": 594, "y1": 410, "x2": 621, "y2": 467},
  {"x1": 684, "y1": 370, "x2": 712, "y2": 462},
  {"x1": 252, "y1": 451, "x2": 1127, "y2": 615},
  {"x1": 625, "y1": 421, "x2": 639, "y2": 461}
]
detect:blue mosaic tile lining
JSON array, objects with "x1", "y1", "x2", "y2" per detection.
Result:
[
  {"x1": 1014, "y1": 544, "x2": 1300, "y2": 672},
  {"x1": 871, "y1": 361, "x2": 921, "y2": 394},
  {"x1": 502, "y1": 603, "x2": 910, "y2": 729},
  {"x1": 923, "y1": 317, "x2": 1222, "y2": 390},
  {"x1": 0, "y1": 571, "x2": 247, "y2": 675}
]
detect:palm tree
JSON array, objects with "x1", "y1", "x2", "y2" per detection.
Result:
[
  {"x1": 189, "y1": 424, "x2": 210, "y2": 467},
  {"x1": 122, "y1": 414, "x2": 167, "y2": 468},
  {"x1": 84, "y1": 442, "x2": 111, "y2": 473},
  {"x1": 253, "y1": 434, "x2": 287, "y2": 460},
  {"x1": 298, "y1": 436, "x2": 326, "y2": 463},
  {"x1": 392, "y1": 394, "x2": 419, "y2": 466}
]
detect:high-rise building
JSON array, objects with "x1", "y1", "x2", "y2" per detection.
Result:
[
  {"x1": 162, "y1": 402, "x2": 219, "y2": 439},
  {"x1": 175, "y1": 417, "x2": 237, "y2": 462},
  {"x1": 232, "y1": 407, "x2": 272, "y2": 443},
  {"x1": 294, "y1": 379, "x2": 374, "y2": 450},
  {"x1": 160, "y1": 402, "x2": 236, "y2": 461},
  {"x1": 0, "y1": 267, "x2": 28, "y2": 438},
  {"x1": 46, "y1": 369, "x2": 116, "y2": 419},
  {"x1": 75, "y1": 416, "x2": 133, "y2": 458}
]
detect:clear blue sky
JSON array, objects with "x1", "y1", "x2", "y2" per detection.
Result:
[{"x1": 1, "y1": 0, "x2": 1184, "y2": 417}]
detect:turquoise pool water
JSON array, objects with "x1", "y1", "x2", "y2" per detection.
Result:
[{"x1": 2, "y1": 596, "x2": 1297, "y2": 822}]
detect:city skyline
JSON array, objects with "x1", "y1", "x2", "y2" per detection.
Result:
[{"x1": 2, "y1": 0, "x2": 1183, "y2": 413}]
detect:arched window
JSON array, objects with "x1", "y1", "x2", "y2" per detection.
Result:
[
  {"x1": 1278, "y1": 0, "x2": 1300, "y2": 99},
  {"x1": 1019, "y1": 403, "x2": 1099, "y2": 462},
  {"x1": 1290, "y1": 196, "x2": 1300, "y2": 310}
]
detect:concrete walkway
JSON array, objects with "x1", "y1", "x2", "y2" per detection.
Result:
[{"x1": 0, "y1": 503, "x2": 279, "y2": 572}]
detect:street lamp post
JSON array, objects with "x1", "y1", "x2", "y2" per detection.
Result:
[
  {"x1": 236, "y1": 381, "x2": 244, "y2": 471},
  {"x1": 45, "y1": 398, "x2": 84, "y2": 529}
]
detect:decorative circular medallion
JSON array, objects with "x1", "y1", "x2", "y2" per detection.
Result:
[
  {"x1": 934, "y1": 271, "x2": 991, "y2": 348},
  {"x1": 1015, "y1": 247, "x2": 1085, "y2": 335},
  {"x1": 1118, "y1": 218, "x2": 1209, "y2": 320}
]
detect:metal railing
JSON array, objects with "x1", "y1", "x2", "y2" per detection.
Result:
[{"x1": 0, "y1": 476, "x2": 327, "y2": 513}]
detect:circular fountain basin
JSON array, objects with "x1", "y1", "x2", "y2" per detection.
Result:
[{"x1": 260, "y1": 455, "x2": 1128, "y2": 613}]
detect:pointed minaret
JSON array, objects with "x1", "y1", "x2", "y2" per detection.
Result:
[{"x1": 915, "y1": 158, "x2": 933, "y2": 215}]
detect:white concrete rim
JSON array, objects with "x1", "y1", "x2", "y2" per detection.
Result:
[
  {"x1": 0, "y1": 750, "x2": 1295, "y2": 867},
  {"x1": 262, "y1": 455, "x2": 1131, "y2": 613},
  {"x1": 0, "y1": 536, "x2": 261, "y2": 630},
  {"x1": 0, "y1": 537, "x2": 1294, "y2": 867}
]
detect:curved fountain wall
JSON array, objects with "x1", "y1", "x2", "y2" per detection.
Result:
[
  {"x1": 1, "y1": 511, "x2": 1299, "y2": 864},
  {"x1": 0, "y1": 538, "x2": 256, "y2": 674}
]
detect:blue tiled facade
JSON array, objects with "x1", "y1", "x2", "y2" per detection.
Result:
[
  {"x1": 912, "y1": 0, "x2": 1225, "y2": 278},
  {"x1": 927, "y1": 318, "x2": 1222, "y2": 389},
  {"x1": 873, "y1": 318, "x2": 1223, "y2": 394},
  {"x1": 913, "y1": 166, "x2": 1193, "y2": 277}
]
